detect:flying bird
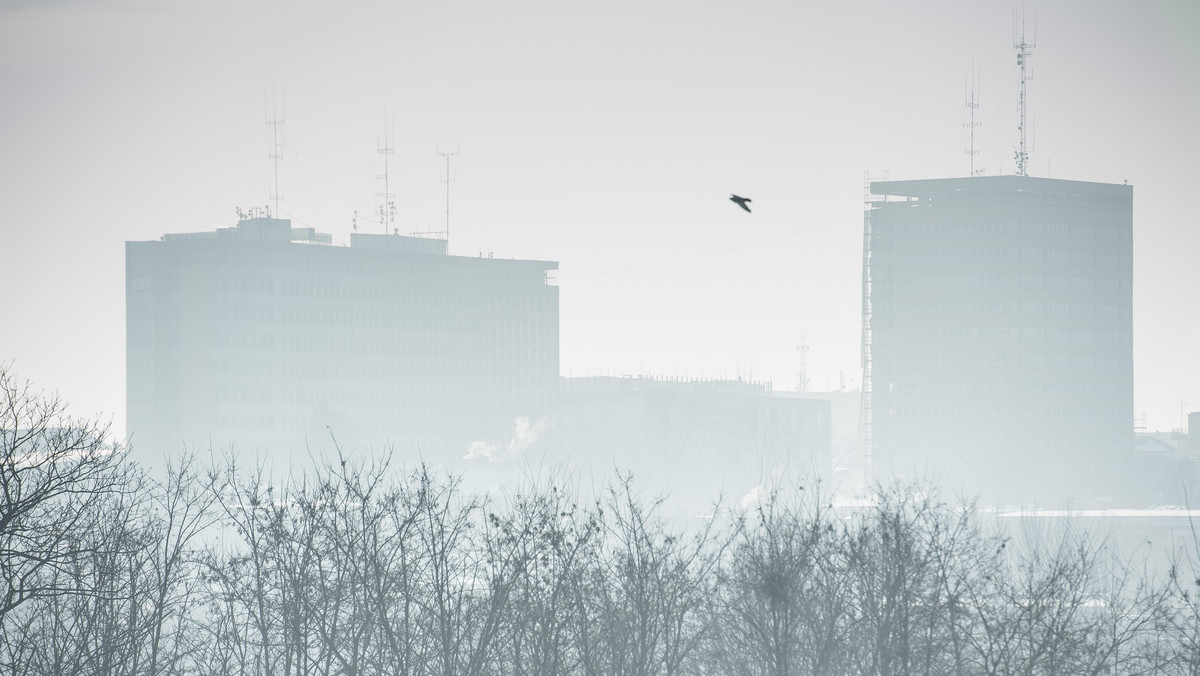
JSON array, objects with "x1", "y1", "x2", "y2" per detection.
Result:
[{"x1": 730, "y1": 194, "x2": 752, "y2": 213}]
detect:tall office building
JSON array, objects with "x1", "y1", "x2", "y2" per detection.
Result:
[
  {"x1": 862, "y1": 176, "x2": 1133, "y2": 504},
  {"x1": 126, "y1": 216, "x2": 558, "y2": 466}
]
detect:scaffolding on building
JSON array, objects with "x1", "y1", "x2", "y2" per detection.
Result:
[{"x1": 859, "y1": 170, "x2": 888, "y2": 487}]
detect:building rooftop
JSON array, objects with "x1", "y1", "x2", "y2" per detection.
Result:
[
  {"x1": 871, "y1": 175, "x2": 1133, "y2": 203},
  {"x1": 161, "y1": 217, "x2": 333, "y2": 245},
  {"x1": 561, "y1": 375, "x2": 774, "y2": 396},
  {"x1": 150, "y1": 216, "x2": 556, "y2": 270}
]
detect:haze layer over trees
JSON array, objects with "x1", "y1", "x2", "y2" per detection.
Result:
[{"x1": 5, "y1": 366, "x2": 1200, "y2": 675}]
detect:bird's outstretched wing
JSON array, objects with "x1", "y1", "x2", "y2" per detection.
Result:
[{"x1": 730, "y1": 194, "x2": 752, "y2": 212}]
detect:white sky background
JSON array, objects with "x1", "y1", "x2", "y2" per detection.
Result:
[{"x1": 1, "y1": 0, "x2": 1198, "y2": 437}]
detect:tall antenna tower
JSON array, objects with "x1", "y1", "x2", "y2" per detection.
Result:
[
  {"x1": 377, "y1": 115, "x2": 396, "y2": 234},
  {"x1": 964, "y1": 64, "x2": 981, "y2": 176},
  {"x1": 438, "y1": 147, "x2": 458, "y2": 244},
  {"x1": 1013, "y1": 13, "x2": 1036, "y2": 176},
  {"x1": 265, "y1": 86, "x2": 285, "y2": 218}
]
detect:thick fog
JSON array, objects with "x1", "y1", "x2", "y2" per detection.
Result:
[
  {"x1": 4, "y1": 1, "x2": 1200, "y2": 671},
  {"x1": 2, "y1": 0, "x2": 1198, "y2": 441}
]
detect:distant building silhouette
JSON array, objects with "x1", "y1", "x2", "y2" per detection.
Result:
[
  {"x1": 126, "y1": 216, "x2": 558, "y2": 467},
  {"x1": 1131, "y1": 411, "x2": 1200, "y2": 505},
  {"x1": 862, "y1": 176, "x2": 1133, "y2": 505},
  {"x1": 558, "y1": 375, "x2": 831, "y2": 510}
]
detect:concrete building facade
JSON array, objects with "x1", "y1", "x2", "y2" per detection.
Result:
[
  {"x1": 863, "y1": 176, "x2": 1133, "y2": 504},
  {"x1": 127, "y1": 217, "x2": 558, "y2": 466},
  {"x1": 557, "y1": 376, "x2": 832, "y2": 511}
]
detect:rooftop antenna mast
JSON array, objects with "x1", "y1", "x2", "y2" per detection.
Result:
[
  {"x1": 377, "y1": 114, "x2": 396, "y2": 234},
  {"x1": 1013, "y1": 11, "x2": 1036, "y2": 176},
  {"x1": 438, "y1": 146, "x2": 458, "y2": 245},
  {"x1": 964, "y1": 62, "x2": 982, "y2": 176},
  {"x1": 265, "y1": 86, "x2": 285, "y2": 218}
]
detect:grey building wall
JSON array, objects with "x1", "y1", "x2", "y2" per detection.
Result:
[
  {"x1": 127, "y1": 217, "x2": 559, "y2": 468},
  {"x1": 558, "y1": 376, "x2": 832, "y2": 511},
  {"x1": 864, "y1": 176, "x2": 1133, "y2": 505}
]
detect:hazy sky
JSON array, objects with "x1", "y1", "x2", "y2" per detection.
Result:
[{"x1": 1, "y1": 0, "x2": 1198, "y2": 437}]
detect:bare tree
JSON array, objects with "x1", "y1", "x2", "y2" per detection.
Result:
[
  {"x1": 8, "y1": 364, "x2": 1194, "y2": 676},
  {"x1": 490, "y1": 473, "x2": 601, "y2": 676},
  {"x1": 836, "y1": 482, "x2": 1001, "y2": 676},
  {"x1": 205, "y1": 459, "x2": 293, "y2": 676},
  {"x1": 140, "y1": 453, "x2": 220, "y2": 676},
  {"x1": 0, "y1": 365, "x2": 135, "y2": 621},
  {"x1": 711, "y1": 487, "x2": 851, "y2": 676},
  {"x1": 303, "y1": 453, "x2": 434, "y2": 676},
  {"x1": 572, "y1": 475, "x2": 727, "y2": 676}
]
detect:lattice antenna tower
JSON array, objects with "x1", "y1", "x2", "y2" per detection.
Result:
[
  {"x1": 377, "y1": 114, "x2": 396, "y2": 234},
  {"x1": 964, "y1": 63, "x2": 982, "y2": 176},
  {"x1": 438, "y1": 146, "x2": 459, "y2": 244},
  {"x1": 265, "y1": 86, "x2": 285, "y2": 217},
  {"x1": 1013, "y1": 12, "x2": 1036, "y2": 176}
]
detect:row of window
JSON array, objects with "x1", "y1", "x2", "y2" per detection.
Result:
[
  {"x1": 210, "y1": 303, "x2": 555, "y2": 340},
  {"x1": 276, "y1": 360, "x2": 554, "y2": 382},
  {"x1": 128, "y1": 357, "x2": 153, "y2": 376},
  {"x1": 205, "y1": 411, "x2": 441, "y2": 435},
  {"x1": 210, "y1": 331, "x2": 554, "y2": 359},
  {"x1": 881, "y1": 245, "x2": 1132, "y2": 267},
  {"x1": 881, "y1": 325, "x2": 1132, "y2": 346},
  {"x1": 209, "y1": 357, "x2": 556, "y2": 387},
  {"x1": 214, "y1": 304, "x2": 275, "y2": 322},
  {"x1": 881, "y1": 432, "x2": 1130, "y2": 448},
  {"x1": 269, "y1": 386, "x2": 545, "y2": 408},
  {"x1": 216, "y1": 276, "x2": 274, "y2": 295},
  {"x1": 873, "y1": 219, "x2": 1129, "y2": 242},
  {"x1": 277, "y1": 279, "x2": 553, "y2": 311},
  {"x1": 128, "y1": 272, "x2": 556, "y2": 312},
  {"x1": 882, "y1": 352, "x2": 1134, "y2": 374},
  {"x1": 885, "y1": 404, "x2": 1129, "y2": 422},
  {"x1": 211, "y1": 408, "x2": 521, "y2": 436},
  {"x1": 127, "y1": 301, "x2": 154, "y2": 321},
  {"x1": 882, "y1": 299, "x2": 1130, "y2": 320},
  {"x1": 878, "y1": 377, "x2": 1132, "y2": 395},
  {"x1": 211, "y1": 386, "x2": 492, "y2": 408},
  {"x1": 1018, "y1": 247, "x2": 1127, "y2": 266},
  {"x1": 274, "y1": 306, "x2": 551, "y2": 335},
  {"x1": 888, "y1": 272, "x2": 1131, "y2": 293},
  {"x1": 211, "y1": 357, "x2": 276, "y2": 378}
]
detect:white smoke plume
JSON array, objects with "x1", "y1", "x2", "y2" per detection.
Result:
[
  {"x1": 463, "y1": 416, "x2": 550, "y2": 462},
  {"x1": 740, "y1": 485, "x2": 768, "y2": 510}
]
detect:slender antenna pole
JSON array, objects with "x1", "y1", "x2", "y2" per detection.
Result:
[
  {"x1": 1013, "y1": 13, "x2": 1036, "y2": 176},
  {"x1": 964, "y1": 62, "x2": 981, "y2": 176},
  {"x1": 438, "y1": 147, "x2": 459, "y2": 245},
  {"x1": 265, "y1": 86, "x2": 285, "y2": 217},
  {"x1": 378, "y1": 113, "x2": 396, "y2": 234}
]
